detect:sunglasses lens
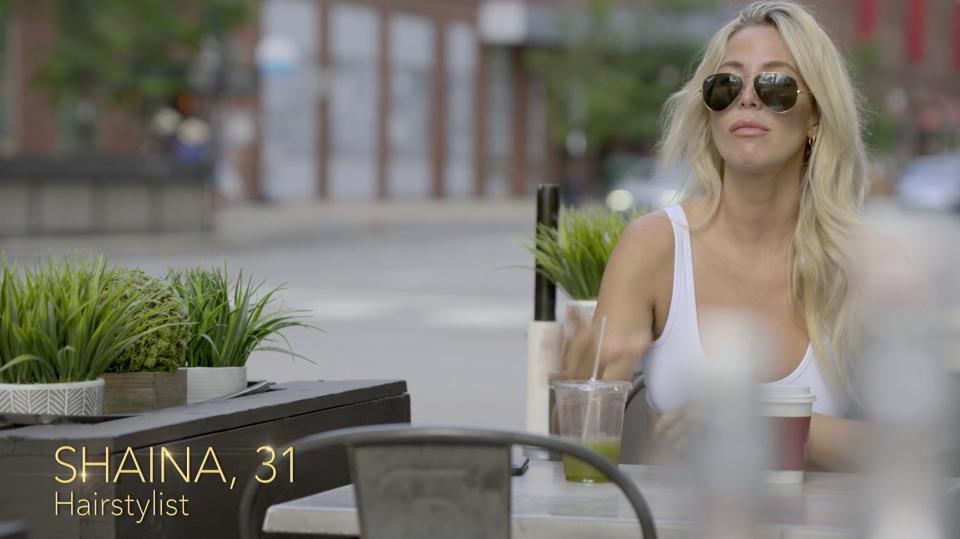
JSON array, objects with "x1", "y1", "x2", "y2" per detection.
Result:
[
  {"x1": 755, "y1": 73, "x2": 799, "y2": 112},
  {"x1": 702, "y1": 73, "x2": 743, "y2": 111}
]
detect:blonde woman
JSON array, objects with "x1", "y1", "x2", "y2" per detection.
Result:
[{"x1": 564, "y1": 1, "x2": 868, "y2": 471}]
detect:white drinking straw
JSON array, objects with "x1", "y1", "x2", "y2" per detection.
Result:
[
  {"x1": 590, "y1": 316, "x2": 607, "y2": 382},
  {"x1": 583, "y1": 316, "x2": 607, "y2": 442}
]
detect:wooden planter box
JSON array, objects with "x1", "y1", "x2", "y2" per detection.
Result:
[
  {"x1": 0, "y1": 380, "x2": 410, "y2": 539},
  {"x1": 101, "y1": 371, "x2": 188, "y2": 414}
]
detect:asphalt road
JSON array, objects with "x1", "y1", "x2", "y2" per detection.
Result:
[
  {"x1": 0, "y1": 199, "x2": 543, "y2": 429},
  {"x1": 2, "y1": 198, "x2": 957, "y2": 429}
]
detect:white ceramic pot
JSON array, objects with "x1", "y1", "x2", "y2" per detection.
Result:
[
  {"x1": 0, "y1": 378, "x2": 105, "y2": 416},
  {"x1": 181, "y1": 366, "x2": 248, "y2": 404},
  {"x1": 563, "y1": 299, "x2": 598, "y2": 340}
]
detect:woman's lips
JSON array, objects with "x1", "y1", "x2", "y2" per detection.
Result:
[
  {"x1": 732, "y1": 127, "x2": 768, "y2": 136},
  {"x1": 730, "y1": 120, "x2": 770, "y2": 137}
]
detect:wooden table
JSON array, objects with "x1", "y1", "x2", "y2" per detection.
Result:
[
  {"x1": 0, "y1": 380, "x2": 409, "y2": 539},
  {"x1": 0, "y1": 521, "x2": 26, "y2": 539},
  {"x1": 263, "y1": 460, "x2": 957, "y2": 538}
]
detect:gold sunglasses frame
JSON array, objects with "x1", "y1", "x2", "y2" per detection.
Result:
[{"x1": 699, "y1": 72, "x2": 809, "y2": 114}]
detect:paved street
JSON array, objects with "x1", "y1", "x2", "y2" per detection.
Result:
[
  {"x1": 0, "y1": 199, "x2": 543, "y2": 429},
  {"x1": 2, "y1": 198, "x2": 958, "y2": 429}
]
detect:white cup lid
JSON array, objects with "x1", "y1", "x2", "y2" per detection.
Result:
[{"x1": 759, "y1": 383, "x2": 816, "y2": 403}]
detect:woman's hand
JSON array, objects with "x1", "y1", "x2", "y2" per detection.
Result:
[
  {"x1": 806, "y1": 413, "x2": 868, "y2": 472},
  {"x1": 559, "y1": 212, "x2": 671, "y2": 382},
  {"x1": 652, "y1": 401, "x2": 702, "y2": 457},
  {"x1": 651, "y1": 406, "x2": 867, "y2": 471},
  {"x1": 560, "y1": 314, "x2": 649, "y2": 382},
  {"x1": 561, "y1": 313, "x2": 607, "y2": 380}
]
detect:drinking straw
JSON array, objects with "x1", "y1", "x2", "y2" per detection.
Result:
[
  {"x1": 583, "y1": 316, "x2": 607, "y2": 442},
  {"x1": 590, "y1": 316, "x2": 607, "y2": 382}
]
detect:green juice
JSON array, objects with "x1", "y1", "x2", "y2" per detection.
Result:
[{"x1": 563, "y1": 440, "x2": 622, "y2": 483}]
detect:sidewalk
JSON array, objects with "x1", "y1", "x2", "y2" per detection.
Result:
[
  {"x1": 217, "y1": 198, "x2": 537, "y2": 243},
  {"x1": 0, "y1": 198, "x2": 539, "y2": 258}
]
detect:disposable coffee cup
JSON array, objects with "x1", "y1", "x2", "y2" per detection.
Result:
[
  {"x1": 759, "y1": 384, "x2": 816, "y2": 484},
  {"x1": 552, "y1": 380, "x2": 631, "y2": 483}
]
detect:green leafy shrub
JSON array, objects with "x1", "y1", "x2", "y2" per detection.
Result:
[
  {"x1": 525, "y1": 207, "x2": 640, "y2": 300},
  {"x1": 168, "y1": 266, "x2": 316, "y2": 368},
  {"x1": 0, "y1": 256, "x2": 174, "y2": 384},
  {"x1": 107, "y1": 268, "x2": 189, "y2": 373}
]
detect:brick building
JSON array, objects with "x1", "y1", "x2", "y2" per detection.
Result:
[{"x1": 1, "y1": 0, "x2": 957, "y2": 203}]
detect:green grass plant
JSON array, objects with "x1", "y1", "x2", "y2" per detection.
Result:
[
  {"x1": 168, "y1": 266, "x2": 316, "y2": 368},
  {"x1": 525, "y1": 206, "x2": 640, "y2": 300},
  {"x1": 0, "y1": 256, "x2": 178, "y2": 384}
]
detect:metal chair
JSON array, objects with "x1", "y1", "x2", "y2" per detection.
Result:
[
  {"x1": 626, "y1": 373, "x2": 646, "y2": 408},
  {"x1": 620, "y1": 373, "x2": 649, "y2": 464},
  {"x1": 240, "y1": 424, "x2": 657, "y2": 539},
  {"x1": 947, "y1": 482, "x2": 960, "y2": 536}
]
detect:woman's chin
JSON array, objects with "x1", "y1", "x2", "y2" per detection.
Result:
[
  {"x1": 721, "y1": 143, "x2": 806, "y2": 176},
  {"x1": 724, "y1": 157, "x2": 773, "y2": 174}
]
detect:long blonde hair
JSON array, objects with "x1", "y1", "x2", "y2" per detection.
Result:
[{"x1": 659, "y1": 1, "x2": 868, "y2": 403}]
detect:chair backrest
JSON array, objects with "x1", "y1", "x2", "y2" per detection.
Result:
[
  {"x1": 352, "y1": 443, "x2": 511, "y2": 539},
  {"x1": 621, "y1": 373, "x2": 648, "y2": 464},
  {"x1": 240, "y1": 424, "x2": 657, "y2": 539},
  {"x1": 947, "y1": 483, "x2": 960, "y2": 536},
  {"x1": 626, "y1": 373, "x2": 646, "y2": 408}
]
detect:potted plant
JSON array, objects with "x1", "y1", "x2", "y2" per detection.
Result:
[
  {"x1": 525, "y1": 206, "x2": 640, "y2": 336},
  {"x1": 0, "y1": 256, "x2": 173, "y2": 416},
  {"x1": 168, "y1": 266, "x2": 315, "y2": 404},
  {"x1": 101, "y1": 268, "x2": 191, "y2": 414}
]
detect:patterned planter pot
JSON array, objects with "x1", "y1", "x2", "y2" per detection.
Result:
[{"x1": 0, "y1": 378, "x2": 105, "y2": 416}]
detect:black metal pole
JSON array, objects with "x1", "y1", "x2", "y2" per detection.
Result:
[{"x1": 534, "y1": 184, "x2": 559, "y2": 321}]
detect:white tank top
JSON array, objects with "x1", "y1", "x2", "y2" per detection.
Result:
[{"x1": 641, "y1": 205, "x2": 849, "y2": 417}]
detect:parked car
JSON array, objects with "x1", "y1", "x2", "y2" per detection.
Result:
[{"x1": 895, "y1": 154, "x2": 960, "y2": 212}]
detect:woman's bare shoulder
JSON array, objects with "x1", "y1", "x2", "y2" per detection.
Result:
[
  {"x1": 609, "y1": 209, "x2": 675, "y2": 276},
  {"x1": 619, "y1": 210, "x2": 675, "y2": 256},
  {"x1": 598, "y1": 209, "x2": 675, "y2": 325}
]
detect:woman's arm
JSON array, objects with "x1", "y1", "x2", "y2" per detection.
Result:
[
  {"x1": 562, "y1": 212, "x2": 674, "y2": 381},
  {"x1": 647, "y1": 407, "x2": 869, "y2": 471},
  {"x1": 807, "y1": 413, "x2": 869, "y2": 472}
]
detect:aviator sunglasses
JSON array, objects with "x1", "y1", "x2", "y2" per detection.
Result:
[{"x1": 701, "y1": 72, "x2": 808, "y2": 113}]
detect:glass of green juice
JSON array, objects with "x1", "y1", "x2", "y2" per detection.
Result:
[{"x1": 552, "y1": 380, "x2": 632, "y2": 483}]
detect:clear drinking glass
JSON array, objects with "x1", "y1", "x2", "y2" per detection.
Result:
[{"x1": 552, "y1": 380, "x2": 632, "y2": 483}]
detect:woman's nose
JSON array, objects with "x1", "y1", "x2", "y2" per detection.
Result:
[{"x1": 738, "y1": 78, "x2": 761, "y2": 108}]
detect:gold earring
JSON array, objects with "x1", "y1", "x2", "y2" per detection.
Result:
[{"x1": 808, "y1": 135, "x2": 816, "y2": 146}]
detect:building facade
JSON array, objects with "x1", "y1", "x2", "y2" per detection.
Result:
[{"x1": 2, "y1": 0, "x2": 957, "y2": 203}]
